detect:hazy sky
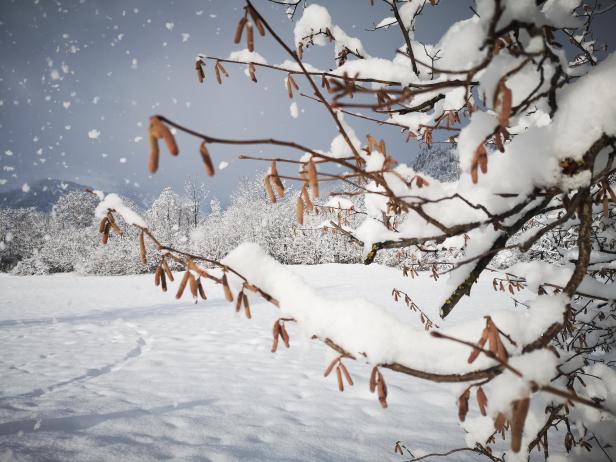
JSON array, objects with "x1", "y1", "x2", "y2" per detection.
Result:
[{"x1": 0, "y1": 0, "x2": 613, "y2": 204}]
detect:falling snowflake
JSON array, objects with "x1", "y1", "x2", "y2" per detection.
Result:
[{"x1": 290, "y1": 102, "x2": 299, "y2": 119}]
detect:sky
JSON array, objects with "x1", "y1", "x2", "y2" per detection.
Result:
[{"x1": 0, "y1": 0, "x2": 614, "y2": 205}]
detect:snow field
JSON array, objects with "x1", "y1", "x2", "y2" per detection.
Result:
[{"x1": 0, "y1": 265, "x2": 536, "y2": 461}]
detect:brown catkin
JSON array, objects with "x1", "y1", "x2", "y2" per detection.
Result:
[
  {"x1": 498, "y1": 81, "x2": 512, "y2": 128},
  {"x1": 222, "y1": 274, "x2": 234, "y2": 302},
  {"x1": 323, "y1": 357, "x2": 339, "y2": 377},
  {"x1": 468, "y1": 327, "x2": 489, "y2": 363},
  {"x1": 217, "y1": 61, "x2": 229, "y2": 77},
  {"x1": 154, "y1": 265, "x2": 162, "y2": 287},
  {"x1": 272, "y1": 175, "x2": 284, "y2": 197},
  {"x1": 248, "y1": 6, "x2": 265, "y2": 36},
  {"x1": 139, "y1": 230, "x2": 147, "y2": 264},
  {"x1": 377, "y1": 373, "x2": 388, "y2": 408},
  {"x1": 487, "y1": 325, "x2": 499, "y2": 357},
  {"x1": 336, "y1": 366, "x2": 344, "y2": 392},
  {"x1": 263, "y1": 175, "x2": 277, "y2": 203},
  {"x1": 176, "y1": 271, "x2": 190, "y2": 299},
  {"x1": 296, "y1": 196, "x2": 305, "y2": 225},
  {"x1": 511, "y1": 398, "x2": 530, "y2": 452},
  {"x1": 234, "y1": 17, "x2": 247, "y2": 44},
  {"x1": 161, "y1": 257, "x2": 174, "y2": 282},
  {"x1": 301, "y1": 184, "x2": 313, "y2": 211},
  {"x1": 148, "y1": 133, "x2": 160, "y2": 173},
  {"x1": 271, "y1": 333, "x2": 279, "y2": 353},
  {"x1": 494, "y1": 130, "x2": 505, "y2": 153},
  {"x1": 188, "y1": 273, "x2": 198, "y2": 298},
  {"x1": 235, "y1": 290, "x2": 244, "y2": 313},
  {"x1": 199, "y1": 142, "x2": 215, "y2": 176},
  {"x1": 369, "y1": 367, "x2": 378, "y2": 393},
  {"x1": 321, "y1": 74, "x2": 329, "y2": 90},
  {"x1": 286, "y1": 76, "x2": 294, "y2": 98},
  {"x1": 195, "y1": 61, "x2": 205, "y2": 83},
  {"x1": 160, "y1": 268, "x2": 167, "y2": 292},
  {"x1": 270, "y1": 161, "x2": 285, "y2": 197},
  {"x1": 307, "y1": 160, "x2": 319, "y2": 199},
  {"x1": 470, "y1": 143, "x2": 488, "y2": 184},
  {"x1": 458, "y1": 388, "x2": 470, "y2": 422},
  {"x1": 494, "y1": 413, "x2": 507, "y2": 432},
  {"x1": 476, "y1": 387, "x2": 488, "y2": 416},
  {"x1": 98, "y1": 217, "x2": 108, "y2": 233},
  {"x1": 478, "y1": 144, "x2": 488, "y2": 174},
  {"x1": 197, "y1": 278, "x2": 207, "y2": 300},
  {"x1": 243, "y1": 293, "x2": 251, "y2": 319},
  {"x1": 272, "y1": 321, "x2": 281, "y2": 342},
  {"x1": 339, "y1": 363, "x2": 353, "y2": 386},
  {"x1": 102, "y1": 222, "x2": 110, "y2": 244},
  {"x1": 248, "y1": 63, "x2": 257, "y2": 82},
  {"x1": 215, "y1": 63, "x2": 222, "y2": 84},
  {"x1": 246, "y1": 23, "x2": 254, "y2": 52},
  {"x1": 470, "y1": 162, "x2": 479, "y2": 184},
  {"x1": 108, "y1": 220, "x2": 123, "y2": 236},
  {"x1": 280, "y1": 323, "x2": 290, "y2": 348},
  {"x1": 150, "y1": 116, "x2": 179, "y2": 156},
  {"x1": 288, "y1": 74, "x2": 299, "y2": 90},
  {"x1": 495, "y1": 335, "x2": 508, "y2": 363}
]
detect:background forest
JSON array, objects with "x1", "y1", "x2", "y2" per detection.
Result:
[{"x1": 0, "y1": 145, "x2": 461, "y2": 276}]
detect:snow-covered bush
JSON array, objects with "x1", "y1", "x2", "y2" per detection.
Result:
[
  {"x1": 92, "y1": 1, "x2": 616, "y2": 460},
  {"x1": 21, "y1": 227, "x2": 96, "y2": 274},
  {"x1": 0, "y1": 207, "x2": 50, "y2": 271}
]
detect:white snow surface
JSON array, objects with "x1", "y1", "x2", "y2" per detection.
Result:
[{"x1": 0, "y1": 262, "x2": 553, "y2": 461}]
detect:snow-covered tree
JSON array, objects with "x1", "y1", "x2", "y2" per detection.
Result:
[
  {"x1": 13, "y1": 191, "x2": 101, "y2": 274},
  {"x1": 52, "y1": 191, "x2": 98, "y2": 229},
  {"x1": 84, "y1": 194, "x2": 149, "y2": 275},
  {"x1": 190, "y1": 176, "x2": 362, "y2": 265},
  {"x1": 94, "y1": 1, "x2": 616, "y2": 460},
  {"x1": 147, "y1": 187, "x2": 192, "y2": 250},
  {"x1": 413, "y1": 143, "x2": 460, "y2": 183}
]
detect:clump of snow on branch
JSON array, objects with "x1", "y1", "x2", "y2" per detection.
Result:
[
  {"x1": 95, "y1": 193, "x2": 147, "y2": 228},
  {"x1": 222, "y1": 243, "x2": 568, "y2": 374}
]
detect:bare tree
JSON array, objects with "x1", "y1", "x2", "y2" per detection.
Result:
[{"x1": 184, "y1": 178, "x2": 208, "y2": 229}]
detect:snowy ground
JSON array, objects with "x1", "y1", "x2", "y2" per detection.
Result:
[{"x1": 1, "y1": 264, "x2": 518, "y2": 461}]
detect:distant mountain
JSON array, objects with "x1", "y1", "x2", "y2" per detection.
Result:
[
  {"x1": 0, "y1": 179, "x2": 148, "y2": 212},
  {"x1": 0, "y1": 179, "x2": 90, "y2": 212}
]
